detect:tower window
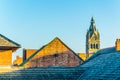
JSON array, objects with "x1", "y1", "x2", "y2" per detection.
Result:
[
  {"x1": 91, "y1": 44, "x2": 93, "y2": 49},
  {"x1": 96, "y1": 44, "x2": 98, "y2": 49},
  {"x1": 94, "y1": 44, "x2": 96, "y2": 49}
]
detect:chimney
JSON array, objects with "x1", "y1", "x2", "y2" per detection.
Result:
[{"x1": 116, "y1": 39, "x2": 120, "y2": 51}]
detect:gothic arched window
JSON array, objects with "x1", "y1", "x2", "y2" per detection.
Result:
[
  {"x1": 91, "y1": 44, "x2": 93, "y2": 49},
  {"x1": 96, "y1": 44, "x2": 98, "y2": 49},
  {"x1": 94, "y1": 44, "x2": 96, "y2": 49}
]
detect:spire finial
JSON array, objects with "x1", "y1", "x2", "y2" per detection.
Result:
[{"x1": 91, "y1": 16, "x2": 94, "y2": 22}]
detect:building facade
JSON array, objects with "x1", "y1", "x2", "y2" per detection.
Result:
[
  {"x1": 20, "y1": 37, "x2": 83, "y2": 68},
  {"x1": 23, "y1": 49, "x2": 37, "y2": 62},
  {"x1": 0, "y1": 34, "x2": 20, "y2": 66},
  {"x1": 13, "y1": 56, "x2": 23, "y2": 66}
]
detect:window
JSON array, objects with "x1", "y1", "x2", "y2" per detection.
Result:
[
  {"x1": 96, "y1": 44, "x2": 98, "y2": 49},
  {"x1": 54, "y1": 54, "x2": 59, "y2": 57},
  {"x1": 91, "y1": 44, "x2": 93, "y2": 49},
  {"x1": 94, "y1": 44, "x2": 96, "y2": 49}
]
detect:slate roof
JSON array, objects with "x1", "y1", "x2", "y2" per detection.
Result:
[
  {"x1": 1, "y1": 42, "x2": 119, "y2": 80},
  {"x1": 0, "y1": 67, "x2": 87, "y2": 80},
  {"x1": 20, "y1": 37, "x2": 83, "y2": 66},
  {"x1": 78, "y1": 47, "x2": 120, "y2": 80},
  {"x1": 0, "y1": 34, "x2": 20, "y2": 48}
]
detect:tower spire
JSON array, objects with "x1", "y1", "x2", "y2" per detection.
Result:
[
  {"x1": 90, "y1": 16, "x2": 96, "y2": 31},
  {"x1": 86, "y1": 17, "x2": 100, "y2": 58}
]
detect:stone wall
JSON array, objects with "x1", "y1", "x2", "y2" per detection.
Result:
[
  {"x1": 13, "y1": 56, "x2": 23, "y2": 66},
  {"x1": 77, "y1": 53, "x2": 93, "y2": 61},
  {"x1": 23, "y1": 49, "x2": 37, "y2": 61},
  {"x1": 0, "y1": 50, "x2": 12, "y2": 66},
  {"x1": 116, "y1": 39, "x2": 120, "y2": 51}
]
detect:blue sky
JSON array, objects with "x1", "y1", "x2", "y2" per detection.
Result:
[{"x1": 0, "y1": 0, "x2": 120, "y2": 60}]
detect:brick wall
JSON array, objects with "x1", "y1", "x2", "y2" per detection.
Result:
[
  {"x1": 28, "y1": 52, "x2": 82, "y2": 67},
  {"x1": 23, "y1": 38, "x2": 83, "y2": 68}
]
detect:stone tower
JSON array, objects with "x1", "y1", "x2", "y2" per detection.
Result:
[{"x1": 86, "y1": 17, "x2": 100, "y2": 57}]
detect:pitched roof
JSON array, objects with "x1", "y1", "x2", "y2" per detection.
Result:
[
  {"x1": 0, "y1": 34, "x2": 20, "y2": 48},
  {"x1": 20, "y1": 37, "x2": 83, "y2": 66},
  {"x1": 78, "y1": 47, "x2": 120, "y2": 80}
]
